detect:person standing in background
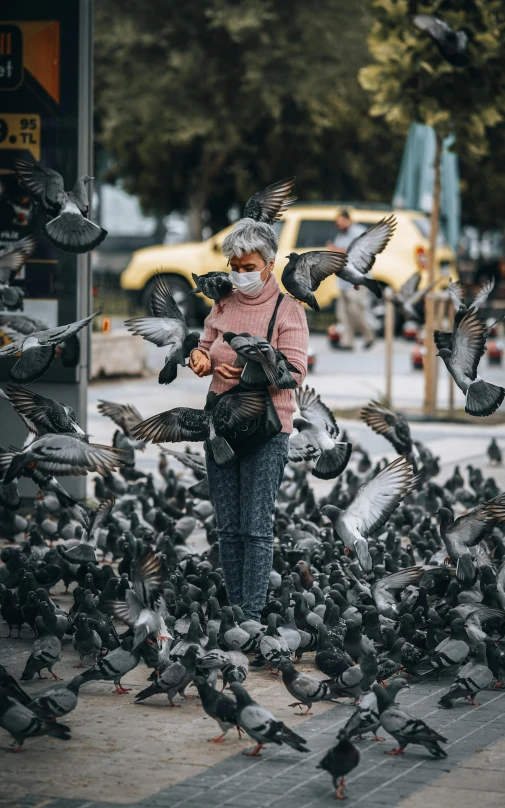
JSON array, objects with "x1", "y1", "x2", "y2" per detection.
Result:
[{"x1": 328, "y1": 210, "x2": 375, "y2": 350}]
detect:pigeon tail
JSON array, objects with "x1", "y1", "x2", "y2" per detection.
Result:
[
  {"x1": 362, "y1": 278, "x2": 382, "y2": 299},
  {"x1": 134, "y1": 682, "x2": 159, "y2": 702},
  {"x1": 46, "y1": 721, "x2": 72, "y2": 741},
  {"x1": 209, "y1": 436, "x2": 235, "y2": 468},
  {"x1": 158, "y1": 357, "x2": 179, "y2": 386},
  {"x1": 44, "y1": 213, "x2": 107, "y2": 254},
  {"x1": 313, "y1": 443, "x2": 352, "y2": 480},
  {"x1": 465, "y1": 380, "x2": 505, "y2": 417},
  {"x1": 456, "y1": 554, "x2": 477, "y2": 586},
  {"x1": 4, "y1": 453, "x2": 28, "y2": 486}
]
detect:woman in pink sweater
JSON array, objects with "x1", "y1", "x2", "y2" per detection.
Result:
[{"x1": 189, "y1": 218, "x2": 308, "y2": 620}]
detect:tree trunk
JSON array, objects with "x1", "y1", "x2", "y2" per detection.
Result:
[
  {"x1": 187, "y1": 190, "x2": 206, "y2": 242},
  {"x1": 423, "y1": 131, "x2": 443, "y2": 417}
]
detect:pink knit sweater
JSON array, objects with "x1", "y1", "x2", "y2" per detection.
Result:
[{"x1": 196, "y1": 273, "x2": 308, "y2": 433}]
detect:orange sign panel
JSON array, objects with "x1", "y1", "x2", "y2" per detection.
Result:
[{"x1": 0, "y1": 20, "x2": 60, "y2": 103}]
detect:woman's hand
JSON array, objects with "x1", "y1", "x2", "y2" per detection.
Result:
[
  {"x1": 189, "y1": 349, "x2": 212, "y2": 377},
  {"x1": 214, "y1": 363, "x2": 242, "y2": 380}
]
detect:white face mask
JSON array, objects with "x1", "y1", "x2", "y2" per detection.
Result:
[{"x1": 229, "y1": 266, "x2": 268, "y2": 297}]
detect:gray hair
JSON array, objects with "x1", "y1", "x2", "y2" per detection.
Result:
[{"x1": 222, "y1": 218, "x2": 278, "y2": 263}]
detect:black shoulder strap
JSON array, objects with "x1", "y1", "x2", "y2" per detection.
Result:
[{"x1": 267, "y1": 293, "x2": 285, "y2": 342}]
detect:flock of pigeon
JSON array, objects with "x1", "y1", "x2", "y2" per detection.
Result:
[
  {"x1": 0, "y1": 13, "x2": 500, "y2": 801},
  {"x1": 1, "y1": 379, "x2": 505, "y2": 800}
]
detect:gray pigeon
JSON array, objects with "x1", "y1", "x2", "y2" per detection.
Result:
[
  {"x1": 0, "y1": 307, "x2": 102, "y2": 383},
  {"x1": 14, "y1": 159, "x2": 107, "y2": 253},
  {"x1": 373, "y1": 683, "x2": 447, "y2": 757},
  {"x1": 131, "y1": 391, "x2": 267, "y2": 468},
  {"x1": 360, "y1": 400, "x2": 415, "y2": 458},
  {"x1": 439, "y1": 641, "x2": 493, "y2": 708},
  {"x1": 388, "y1": 271, "x2": 437, "y2": 322},
  {"x1": 134, "y1": 645, "x2": 198, "y2": 706},
  {"x1": 435, "y1": 309, "x2": 505, "y2": 417},
  {"x1": 4, "y1": 384, "x2": 86, "y2": 440},
  {"x1": 29, "y1": 675, "x2": 84, "y2": 720},
  {"x1": 189, "y1": 272, "x2": 233, "y2": 303},
  {"x1": 438, "y1": 496, "x2": 505, "y2": 584},
  {"x1": 448, "y1": 278, "x2": 495, "y2": 316},
  {"x1": 63, "y1": 497, "x2": 116, "y2": 564},
  {"x1": 335, "y1": 215, "x2": 397, "y2": 298},
  {"x1": 223, "y1": 332, "x2": 298, "y2": 390},
  {"x1": 242, "y1": 177, "x2": 296, "y2": 223},
  {"x1": 344, "y1": 678, "x2": 409, "y2": 741},
  {"x1": 413, "y1": 15, "x2": 469, "y2": 67},
  {"x1": 430, "y1": 618, "x2": 470, "y2": 674},
  {"x1": 230, "y1": 682, "x2": 309, "y2": 756},
  {"x1": 3, "y1": 435, "x2": 124, "y2": 485},
  {"x1": 193, "y1": 676, "x2": 243, "y2": 742},
  {"x1": 125, "y1": 274, "x2": 200, "y2": 386},
  {"x1": 72, "y1": 613, "x2": 103, "y2": 666},
  {"x1": 289, "y1": 386, "x2": 352, "y2": 479},
  {"x1": 277, "y1": 658, "x2": 340, "y2": 714},
  {"x1": 20, "y1": 634, "x2": 62, "y2": 681},
  {"x1": 0, "y1": 688, "x2": 71, "y2": 750},
  {"x1": 0, "y1": 235, "x2": 35, "y2": 275},
  {"x1": 281, "y1": 250, "x2": 348, "y2": 310},
  {"x1": 80, "y1": 635, "x2": 143, "y2": 693}
]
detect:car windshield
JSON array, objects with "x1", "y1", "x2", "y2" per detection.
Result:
[
  {"x1": 414, "y1": 217, "x2": 447, "y2": 246},
  {"x1": 295, "y1": 219, "x2": 337, "y2": 249}
]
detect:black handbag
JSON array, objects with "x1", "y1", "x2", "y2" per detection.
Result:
[{"x1": 205, "y1": 292, "x2": 285, "y2": 460}]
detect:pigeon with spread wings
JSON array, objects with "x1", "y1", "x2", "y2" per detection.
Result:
[
  {"x1": 281, "y1": 251, "x2": 348, "y2": 311},
  {"x1": 242, "y1": 178, "x2": 296, "y2": 224},
  {"x1": 360, "y1": 400, "x2": 415, "y2": 458},
  {"x1": 105, "y1": 550, "x2": 168, "y2": 649},
  {"x1": 336, "y1": 215, "x2": 397, "y2": 298},
  {"x1": 60, "y1": 497, "x2": 116, "y2": 564},
  {"x1": 321, "y1": 456, "x2": 418, "y2": 573},
  {"x1": 413, "y1": 15, "x2": 469, "y2": 67},
  {"x1": 125, "y1": 274, "x2": 200, "y2": 386},
  {"x1": 97, "y1": 399, "x2": 146, "y2": 467},
  {"x1": 131, "y1": 390, "x2": 267, "y2": 468},
  {"x1": 0, "y1": 307, "x2": 102, "y2": 383},
  {"x1": 435, "y1": 308, "x2": 505, "y2": 417},
  {"x1": 14, "y1": 159, "x2": 107, "y2": 253},
  {"x1": 289, "y1": 385, "x2": 352, "y2": 479},
  {"x1": 189, "y1": 272, "x2": 233, "y2": 303},
  {"x1": 388, "y1": 271, "x2": 437, "y2": 322},
  {"x1": 4, "y1": 384, "x2": 86, "y2": 440}
]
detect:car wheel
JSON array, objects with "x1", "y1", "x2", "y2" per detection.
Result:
[{"x1": 141, "y1": 274, "x2": 194, "y2": 322}]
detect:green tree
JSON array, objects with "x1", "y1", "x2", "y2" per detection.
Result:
[
  {"x1": 359, "y1": 0, "x2": 505, "y2": 414},
  {"x1": 94, "y1": 0, "x2": 403, "y2": 240}
]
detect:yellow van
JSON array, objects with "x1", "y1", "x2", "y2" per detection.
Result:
[{"x1": 120, "y1": 204, "x2": 457, "y2": 318}]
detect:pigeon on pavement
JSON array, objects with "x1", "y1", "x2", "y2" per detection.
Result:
[
  {"x1": 0, "y1": 687, "x2": 71, "y2": 751},
  {"x1": 373, "y1": 683, "x2": 448, "y2": 757},
  {"x1": 193, "y1": 675, "x2": 244, "y2": 742},
  {"x1": 20, "y1": 634, "x2": 62, "y2": 681},
  {"x1": 413, "y1": 15, "x2": 469, "y2": 67},
  {"x1": 134, "y1": 645, "x2": 198, "y2": 706},
  {"x1": 14, "y1": 159, "x2": 107, "y2": 253},
  {"x1": 28, "y1": 675, "x2": 85, "y2": 720},
  {"x1": 125, "y1": 274, "x2": 200, "y2": 386},
  {"x1": 317, "y1": 729, "x2": 360, "y2": 800},
  {"x1": 230, "y1": 682, "x2": 308, "y2": 756},
  {"x1": 80, "y1": 635, "x2": 144, "y2": 694},
  {"x1": 72, "y1": 613, "x2": 103, "y2": 666},
  {"x1": 344, "y1": 678, "x2": 409, "y2": 741},
  {"x1": 281, "y1": 251, "x2": 348, "y2": 311},
  {"x1": 277, "y1": 658, "x2": 340, "y2": 714},
  {"x1": 438, "y1": 641, "x2": 493, "y2": 708}
]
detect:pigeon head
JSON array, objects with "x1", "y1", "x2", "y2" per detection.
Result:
[
  {"x1": 81, "y1": 175, "x2": 94, "y2": 183},
  {"x1": 222, "y1": 332, "x2": 237, "y2": 345},
  {"x1": 437, "y1": 507, "x2": 453, "y2": 527},
  {"x1": 337, "y1": 729, "x2": 351, "y2": 742}
]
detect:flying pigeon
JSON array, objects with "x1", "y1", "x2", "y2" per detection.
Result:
[
  {"x1": 125, "y1": 274, "x2": 200, "y2": 386},
  {"x1": 321, "y1": 456, "x2": 418, "y2": 572},
  {"x1": 2, "y1": 435, "x2": 124, "y2": 485},
  {"x1": 360, "y1": 400, "x2": 416, "y2": 458},
  {"x1": 289, "y1": 385, "x2": 352, "y2": 479},
  {"x1": 229, "y1": 682, "x2": 309, "y2": 756},
  {"x1": 335, "y1": 215, "x2": 397, "y2": 298},
  {"x1": 0, "y1": 307, "x2": 102, "y2": 383},
  {"x1": 131, "y1": 390, "x2": 267, "y2": 468},
  {"x1": 438, "y1": 495, "x2": 505, "y2": 584},
  {"x1": 448, "y1": 278, "x2": 495, "y2": 316},
  {"x1": 242, "y1": 177, "x2": 297, "y2": 224},
  {"x1": 388, "y1": 271, "x2": 437, "y2": 322},
  {"x1": 0, "y1": 272, "x2": 25, "y2": 312},
  {"x1": 281, "y1": 250, "x2": 348, "y2": 311},
  {"x1": 3, "y1": 384, "x2": 87, "y2": 440},
  {"x1": 0, "y1": 235, "x2": 35, "y2": 275},
  {"x1": 61, "y1": 497, "x2": 116, "y2": 564},
  {"x1": 189, "y1": 272, "x2": 233, "y2": 303},
  {"x1": 317, "y1": 729, "x2": 360, "y2": 800},
  {"x1": 14, "y1": 159, "x2": 107, "y2": 253},
  {"x1": 413, "y1": 15, "x2": 469, "y2": 67}
]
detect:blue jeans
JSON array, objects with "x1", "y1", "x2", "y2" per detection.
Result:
[{"x1": 206, "y1": 433, "x2": 289, "y2": 621}]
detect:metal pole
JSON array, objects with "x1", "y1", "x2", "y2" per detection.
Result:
[
  {"x1": 423, "y1": 132, "x2": 443, "y2": 417},
  {"x1": 384, "y1": 295, "x2": 395, "y2": 406}
]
